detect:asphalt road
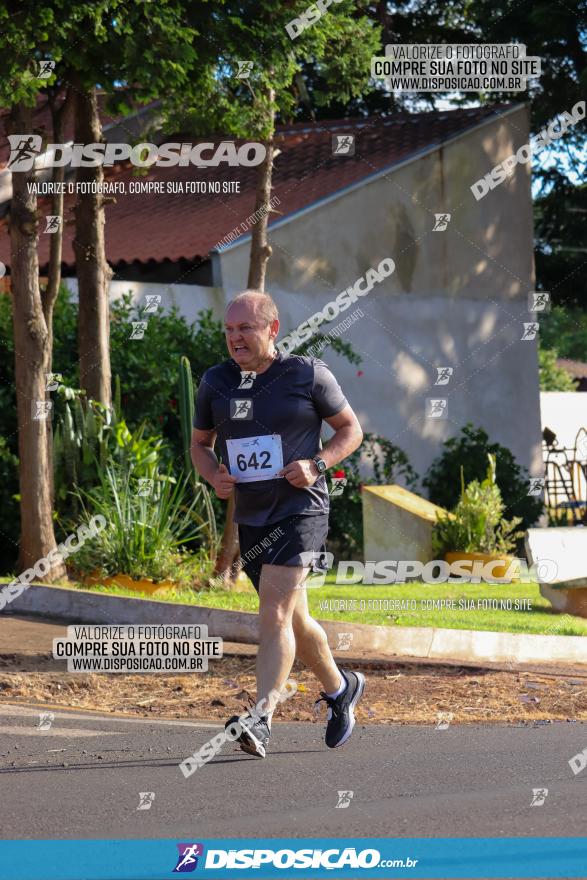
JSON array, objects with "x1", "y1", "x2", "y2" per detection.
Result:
[{"x1": 1, "y1": 702, "x2": 586, "y2": 840}]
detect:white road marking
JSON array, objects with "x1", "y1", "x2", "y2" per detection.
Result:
[
  {"x1": 0, "y1": 725, "x2": 123, "y2": 737},
  {"x1": 0, "y1": 703, "x2": 221, "y2": 728}
]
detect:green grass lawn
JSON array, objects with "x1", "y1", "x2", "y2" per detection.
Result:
[{"x1": 6, "y1": 573, "x2": 587, "y2": 637}]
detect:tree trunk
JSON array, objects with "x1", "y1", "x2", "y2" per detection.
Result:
[
  {"x1": 7, "y1": 102, "x2": 66, "y2": 580},
  {"x1": 247, "y1": 93, "x2": 275, "y2": 291},
  {"x1": 215, "y1": 87, "x2": 277, "y2": 585},
  {"x1": 376, "y1": 1, "x2": 396, "y2": 112},
  {"x1": 73, "y1": 84, "x2": 112, "y2": 407},
  {"x1": 213, "y1": 493, "x2": 240, "y2": 580},
  {"x1": 43, "y1": 88, "x2": 70, "y2": 510}
]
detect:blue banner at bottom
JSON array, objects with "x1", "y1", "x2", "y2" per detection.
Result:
[{"x1": 0, "y1": 837, "x2": 586, "y2": 879}]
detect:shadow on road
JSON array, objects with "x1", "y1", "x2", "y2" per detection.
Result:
[{"x1": 0, "y1": 748, "x2": 325, "y2": 774}]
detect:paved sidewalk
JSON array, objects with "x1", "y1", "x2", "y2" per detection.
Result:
[{"x1": 2, "y1": 613, "x2": 587, "y2": 678}]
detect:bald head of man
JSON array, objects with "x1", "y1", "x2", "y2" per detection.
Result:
[{"x1": 224, "y1": 290, "x2": 280, "y2": 372}]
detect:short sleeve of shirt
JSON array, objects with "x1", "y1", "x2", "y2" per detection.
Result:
[
  {"x1": 193, "y1": 370, "x2": 214, "y2": 430},
  {"x1": 311, "y1": 359, "x2": 348, "y2": 418}
]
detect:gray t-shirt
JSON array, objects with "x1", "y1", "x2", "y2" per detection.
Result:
[{"x1": 194, "y1": 352, "x2": 348, "y2": 525}]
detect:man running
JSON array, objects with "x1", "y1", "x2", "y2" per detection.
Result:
[{"x1": 191, "y1": 290, "x2": 365, "y2": 758}]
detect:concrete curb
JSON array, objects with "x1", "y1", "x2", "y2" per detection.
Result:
[{"x1": 3, "y1": 582, "x2": 587, "y2": 666}]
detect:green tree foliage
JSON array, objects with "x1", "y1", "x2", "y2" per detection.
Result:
[
  {"x1": 0, "y1": 0, "x2": 205, "y2": 114},
  {"x1": 0, "y1": 436, "x2": 20, "y2": 572},
  {"x1": 539, "y1": 305, "x2": 587, "y2": 361},
  {"x1": 538, "y1": 348, "x2": 578, "y2": 391},
  {"x1": 535, "y1": 177, "x2": 587, "y2": 310},
  {"x1": 169, "y1": 1, "x2": 381, "y2": 137}
]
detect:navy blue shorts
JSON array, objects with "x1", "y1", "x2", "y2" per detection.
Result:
[{"x1": 237, "y1": 513, "x2": 330, "y2": 593}]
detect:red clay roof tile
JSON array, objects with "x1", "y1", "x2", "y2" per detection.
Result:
[{"x1": 0, "y1": 104, "x2": 514, "y2": 272}]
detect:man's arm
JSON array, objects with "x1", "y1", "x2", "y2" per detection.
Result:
[
  {"x1": 191, "y1": 427, "x2": 236, "y2": 499},
  {"x1": 319, "y1": 403, "x2": 363, "y2": 469},
  {"x1": 278, "y1": 404, "x2": 363, "y2": 488}
]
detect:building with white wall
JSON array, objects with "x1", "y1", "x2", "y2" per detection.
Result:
[{"x1": 1, "y1": 103, "x2": 543, "y2": 483}]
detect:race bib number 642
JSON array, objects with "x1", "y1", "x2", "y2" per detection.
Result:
[{"x1": 226, "y1": 434, "x2": 284, "y2": 482}]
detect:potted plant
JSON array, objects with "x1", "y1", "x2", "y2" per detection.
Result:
[{"x1": 432, "y1": 454, "x2": 525, "y2": 581}]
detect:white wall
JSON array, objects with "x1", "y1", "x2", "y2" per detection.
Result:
[
  {"x1": 215, "y1": 106, "x2": 544, "y2": 484},
  {"x1": 540, "y1": 392, "x2": 587, "y2": 449},
  {"x1": 63, "y1": 278, "x2": 223, "y2": 318},
  {"x1": 79, "y1": 279, "x2": 543, "y2": 486}
]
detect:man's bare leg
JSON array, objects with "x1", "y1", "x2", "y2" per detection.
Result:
[
  {"x1": 292, "y1": 583, "x2": 365, "y2": 749},
  {"x1": 291, "y1": 583, "x2": 341, "y2": 694},
  {"x1": 256, "y1": 563, "x2": 308, "y2": 721},
  {"x1": 244, "y1": 565, "x2": 363, "y2": 754}
]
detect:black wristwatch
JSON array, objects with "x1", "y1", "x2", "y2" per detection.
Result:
[{"x1": 312, "y1": 457, "x2": 327, "y2": 475}]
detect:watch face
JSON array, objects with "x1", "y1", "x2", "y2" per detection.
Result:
[{"x1": 315, "y1": 458, "x2": 326, "y2": 473}]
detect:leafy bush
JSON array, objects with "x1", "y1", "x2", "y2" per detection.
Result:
[
  {"x1": 110, "y1": 296, "x2": 227, "y2": 459},
  {"x1": 432, "y1": 454, "x2": 524, "y2": 557},
  {"x1": 0, "y1": 288, "x2": 229, "y2": 543},
  {"x1": 52, "y1": 382, "x2": 171, "y2": 522},
  {"x1": 423, "y1": 423, "x2": 543, "y2": 529},
  {"x1": 53, "y1": 378, "x2": 218, "y2": 571},
  {"x1": 326, "y1": 432, "x2": 418, "y2": 558},
  {"x1": 67, "y1": 464, "x2": 215, "y2": 583},
  {"x1": 538, "y1": 348, "x2": 577, "y2": 391},
  {"x1": 538, "y1": 305, "x2": 587, "y2": 361},
  {"x1": 0, "y1": 435, "x2": 20, "y2": 571},
  {"x1": 0, "y1": 286, "x2": 227, "y2": 468}
]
